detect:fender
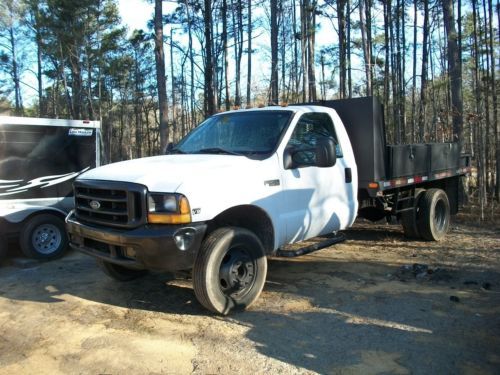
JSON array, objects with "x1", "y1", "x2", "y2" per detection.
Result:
[{"x1": 0, "y1": 199, "x2": 71, "y2": 224}]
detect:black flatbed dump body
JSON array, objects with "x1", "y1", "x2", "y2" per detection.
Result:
[{"x1": 306, "y1": 96, "x2": 470, "y2": 198}]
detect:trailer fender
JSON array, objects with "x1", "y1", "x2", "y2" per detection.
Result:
[{"x1": 1, "y1": 205, "x2": 68, "y2": 224}]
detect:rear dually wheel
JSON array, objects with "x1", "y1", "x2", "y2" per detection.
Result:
[
  {"x1": 401, "y1": 188, "x2": 426, "y2": 239},
  {"x1": 417, "y1": 188, "x2": 451, "y2": 241}
]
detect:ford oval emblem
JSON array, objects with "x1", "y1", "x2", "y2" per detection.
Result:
[{"x1": 89, "y1": 200, "x2": 101, "y2": 210}]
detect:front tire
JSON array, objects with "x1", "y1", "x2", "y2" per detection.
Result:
[
  {"x1": 193, "y1": 227, "x2": 267, "y2": 315},
  {"x1": 97, "y1": 259, "x2": 148, "y2": 281},
  {"x1": 19, "y1": 214, "x2": 68, "y2": 259},
  {"x1": 417, "y1": 189, "x2": 450, "y2": 241}
]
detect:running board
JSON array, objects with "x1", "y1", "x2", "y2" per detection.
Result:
[{"x1": 276, "y1": 233, "x2": 346, "y2": 258}]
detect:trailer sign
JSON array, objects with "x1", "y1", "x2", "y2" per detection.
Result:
[{"x1": 69, "y1": 128, "x2": 93, "y2": 136}]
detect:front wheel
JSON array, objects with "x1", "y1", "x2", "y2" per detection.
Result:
[{"x1": 193, "y1": 227, "x2": 267, "y2": 315}]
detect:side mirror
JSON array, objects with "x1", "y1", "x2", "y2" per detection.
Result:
[
  {"x1": 283, "y1": 147, "x2": 295, "y2": 169},
  {"x1": 283, "y1": 137, "x2": 337, "y2": 170},
  {"x1": 165, "y1": 142, "x2": 175, "y2": 154},
  {"x1": 315, "y1": 137, "x2": 337, "y2": 168}
]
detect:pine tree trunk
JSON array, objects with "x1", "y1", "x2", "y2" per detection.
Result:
[
  {"x1": 390, "y1": 0, "x2": 400, "y2": 143},
  {"x1": 383, "y1": 0, "x2": 390, "y2": 130},
  {"x1": 222, "y1": 0, "x2": 230, "y2": 110},
  {"x1": 246, "y1": 0, "x2": 252, "y2": 106},
  {"x1": 6, "y1": 3, "x2": 23, "y2": 115},
  {"x1": 472, "y1": 0, "x2": 485, "y2": 218},
  {"x1": 170, "y1": 28, "x2": 178, "y2": 141},
  {"x1": 418, "y1": 0, "x2": 430, "y2": 142},
  {"x1": 338, "y1": 0, "x2": 346, "y2": 99},
  {"x1": 411, "y1": 0, "x2": 417, "y2": 143},
  {"x1": 307, "y1": 0, "x2": 317, "y2": 101},
  {"x1": 235, "y1": 0, "x2": 243, "y2": 106},
  {"x1": 270, "y1": 0, "x2": 279, "y2": 104},
  {"x1": 490, "y1": 0, "x2": 499, "y2": 200},
  {"x1": 301, "y1": 0, "x2": 308, "y2": 101},
  {"x1": 400, "y1": 0, "x2": 406, "y2": 142},
  {"x1": 292, "y1": 0, "x2": 299, "y2": 100},
  {"x1": 133, "y1": 49, "x2": 142, "y2": 158},
  {"x1": 203, "y1": 0, "x2": 216, "y2": 115},
  {"x1": 154, "y1": 0, "x2": 169, "y2": 150},
  {"x1": 442, "y1": 0, "x2": 463, "y2": 146},
  {"x1": 366, "y1": 0, "x2": 373, "y2": 95},
  {"x1": 281, "y1": 0, "x2": 287, "y2": 101},
  {"x1": 183, "y1": 0, "x2": 196, "y2": 127},
  {"x1": 33, "y1": 5, "x2": 44, "y2": 116},
  {"x1": 346, "y1": 0, "x2": 351, "y2": 98},
  {"x1": 359, "y1": 0, "x2": 371, "y2": 96},
  {"x1": 482, "y1": 0, "x2": 491, "y2": 193}
]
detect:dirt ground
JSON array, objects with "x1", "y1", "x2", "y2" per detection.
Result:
[{"x1": 0, "y1": 213, "x2": 499, "y2": 374}]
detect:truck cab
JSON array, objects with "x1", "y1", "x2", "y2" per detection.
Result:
[{"x1": 66, "y1": 106, "x2": 358, "y2": 314}]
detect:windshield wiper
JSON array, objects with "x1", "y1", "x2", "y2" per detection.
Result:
[
  {"x1": 197, "y1": 147, "x2": 243, "y2": 156},
  {"x1": 167, "y1": 147, "x2": 186, "y2": 154}
]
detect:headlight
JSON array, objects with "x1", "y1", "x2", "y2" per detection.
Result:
[{"x1": 147, "y1": 193, "x2": 191, "y2": 224}]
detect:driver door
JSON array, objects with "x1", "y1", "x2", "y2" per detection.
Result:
[{"x1": 280, "y1": 112, "x2": 348, "y2": 243}]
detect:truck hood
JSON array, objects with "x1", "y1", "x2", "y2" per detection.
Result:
[{"x1": 78, "y1": 154, "x2": 260, "y2": 192}]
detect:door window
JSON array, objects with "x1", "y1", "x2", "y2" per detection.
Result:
[{"x1": 286, "y1": 113, "x2": 342, "y2": 166}]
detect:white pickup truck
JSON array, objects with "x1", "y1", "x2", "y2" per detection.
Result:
[{"x1": 66, "y1": 97, "x2": 469, "y2": 314}]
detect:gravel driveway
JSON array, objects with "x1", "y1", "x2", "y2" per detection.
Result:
[{"x1": 1, "y1": 218, "x2": 499, "y2": 374}]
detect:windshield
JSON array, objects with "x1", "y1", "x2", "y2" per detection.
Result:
[{"x1": 174, "y1": 110, "x2": 293, "y2": 156}]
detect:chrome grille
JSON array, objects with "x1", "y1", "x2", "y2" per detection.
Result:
[{"x1": 74, "y1": 180, "x2": 147, "y2": 228}]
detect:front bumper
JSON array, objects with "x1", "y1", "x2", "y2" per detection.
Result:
[{"x1": 65, "y1": 211, "x2": 207, "y2": 272}]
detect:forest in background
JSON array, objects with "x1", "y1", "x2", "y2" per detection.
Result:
[{"x1": 0, "y1": 0, "x2": 498, "y2": 206}]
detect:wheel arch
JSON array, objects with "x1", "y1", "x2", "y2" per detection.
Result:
[
  {"x1": 4, "y1": 206, "x2": 68, "y2": 225},
  {"x1": 1, "y1": 207, "x2": 68, "y2": 236},
  {"x1": 206, "y1": 205, "x2": 275, "y2": 254}
]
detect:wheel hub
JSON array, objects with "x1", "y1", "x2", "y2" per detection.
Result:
[
  {"x1": 40, "y1": 232, "x2": 50, "y2": 244},
  {"x1": 32, "y1": 224, "x2": 62, "y2": 255},
  {"x1": 219, "y1": 248, "x2": 256, "y2": 297}
]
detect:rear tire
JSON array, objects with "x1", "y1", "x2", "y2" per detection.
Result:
[
  {"x1": 19, "y1": 214, "x2": 68, "y2": 259},
  {"x1": 193, "y1": 227, "x2": 267, "y2": 315},
  {"x1": 401, "y1": 188, "x2": 426, "y2": 239},
  {"x1": 97, "y1": 259, "x2": 148, "y2": 281},
  {"x1": 417, "y1": 189, "x2": 450, "y2": 241}
]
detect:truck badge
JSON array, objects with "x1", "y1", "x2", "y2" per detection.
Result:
[
  {"x1": 89, "y1": 200, "x2": 101, "y2": 210},
  {"x1": 264, "y1": 179, "x2": 280, "y2": 187}
]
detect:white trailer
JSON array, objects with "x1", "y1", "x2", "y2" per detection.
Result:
[{"x1": 0, "y1": 116, "x2": 100, "y2": 259}]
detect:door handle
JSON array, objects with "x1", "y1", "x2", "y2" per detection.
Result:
[{"x1": 345, "y1": 168, "x2": 352, "y2": 183}]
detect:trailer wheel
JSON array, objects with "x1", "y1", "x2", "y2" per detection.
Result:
[
  {"x1": 19, "y1": 214, "x2": 68, "y2": 259},
  {"x1": 401, "y1": 188, "x2": 426, "y2": 239},
  {"x1": 193, "y1": 227, "x2": 267, "y2": 315},
  {"x1": 97, "y1": 259, "x2": 148, "y2": 281},
  {"x1": 417, "y1": 189, "x2": 450, "y2": 241}
]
